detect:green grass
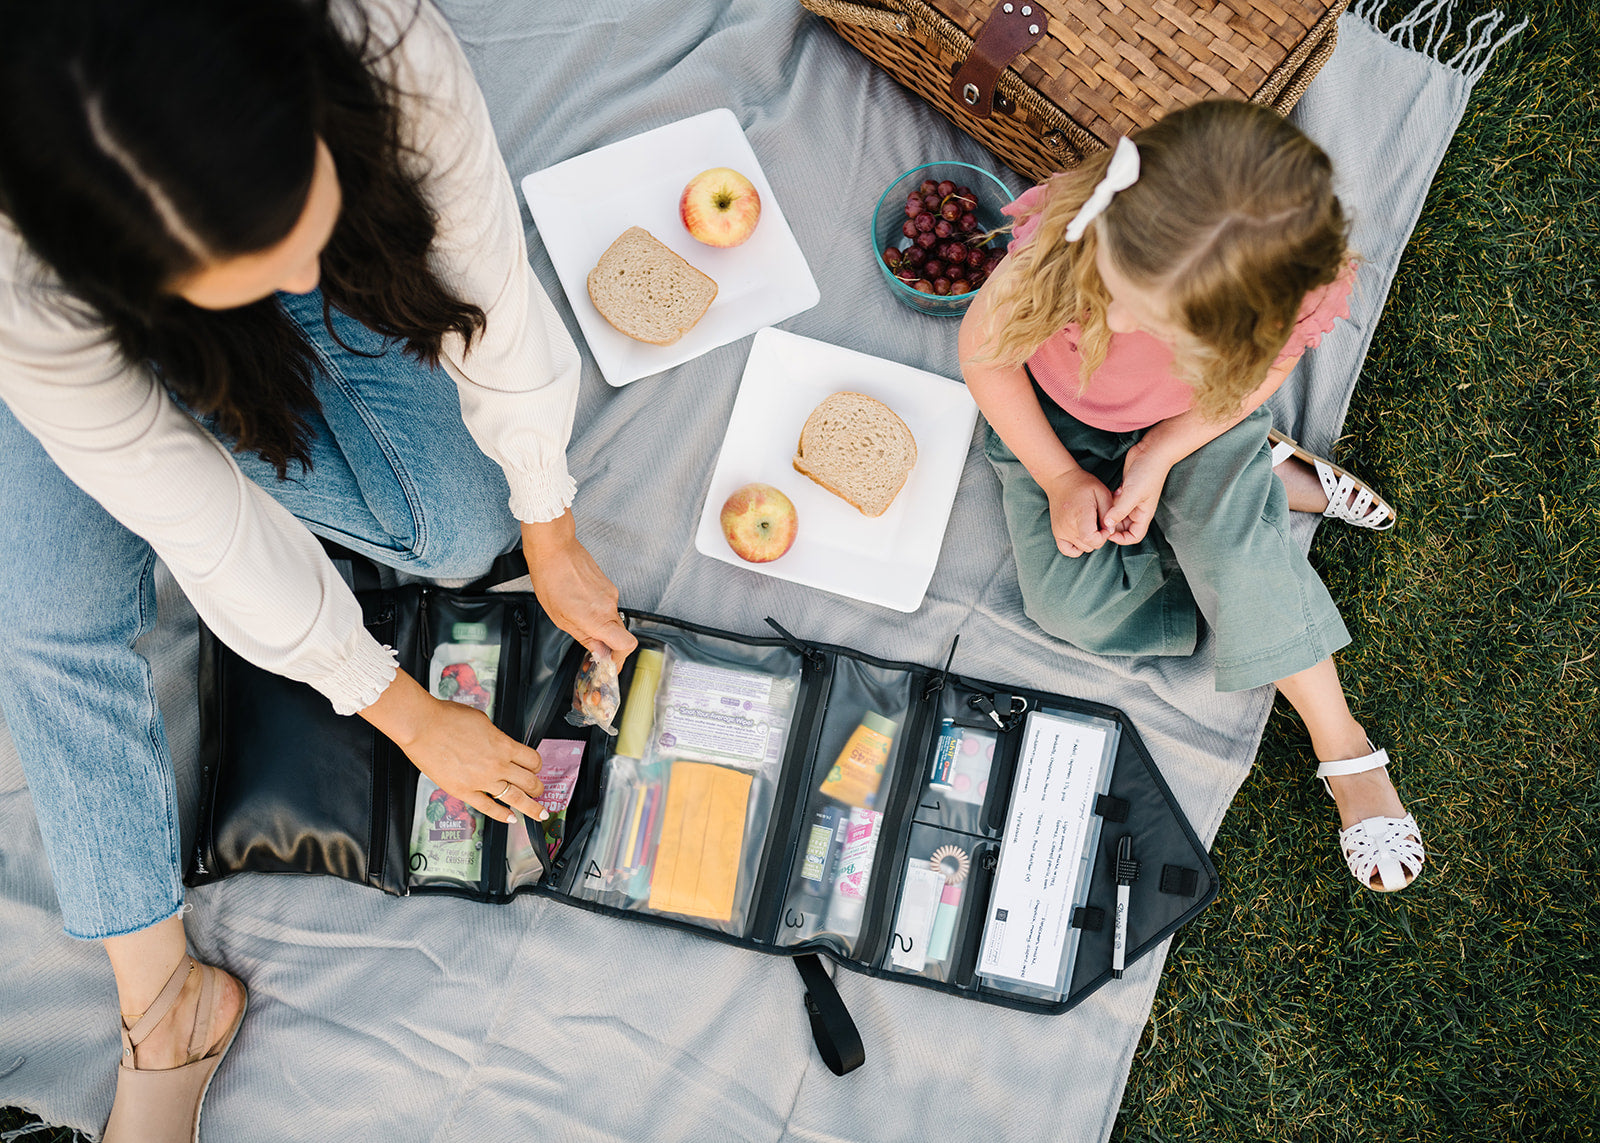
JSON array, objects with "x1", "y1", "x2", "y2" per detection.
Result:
[
  {"x1": 1112, "y1": 2, "x2": 1600, "y2": 1140},
  {"x1": 6, "y1": 4, "x2": 1596, "y2": 1143}
]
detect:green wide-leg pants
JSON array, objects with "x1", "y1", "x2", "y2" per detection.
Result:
[{"x1": 984, "y1": 389, "x2": 1350, "y2": 692}]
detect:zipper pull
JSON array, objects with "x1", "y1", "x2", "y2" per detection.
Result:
[
  {"x1": 765, "y1": 617, "x2": 825, "y2": 668},
  {"x1": 923, "y1": 634, "x2": 960, "y2": 700},
  {"x1": 968, "y1": 691, "x2": 1029, "y2": 731}
]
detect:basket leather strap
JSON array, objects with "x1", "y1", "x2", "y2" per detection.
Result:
[
  {"x1": 794, "y1": 953, "x2": 865, "y2": 1076},
  {"x1": 948, "y1": 0, "x2": 1048, "y2": 120}
]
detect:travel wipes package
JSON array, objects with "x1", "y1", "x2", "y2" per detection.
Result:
[{"x1": 189, "y1": 554, "x2": 1218, "y2": 1067}]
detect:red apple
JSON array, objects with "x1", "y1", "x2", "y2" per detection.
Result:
[
  {"x1": 720, "y1": 483, "x2": 797, "y2": 563},
  {"x1": 680, "y1": 167, "x2": 761, "y2": 248}
]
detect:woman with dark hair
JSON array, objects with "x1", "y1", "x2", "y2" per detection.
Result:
[{"x1": 0, "y1": 0, "x2": 635, "y2": 1136}]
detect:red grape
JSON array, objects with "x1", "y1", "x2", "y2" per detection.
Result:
[
  {"x1": 901, "y1": 219, "x2": 918, "y2": 240},
  {"x1": 959, "y1": 212, "x2": 977, "y2": 231},
  {"x1": 923, "y1": 193, "x2": 941, "y2": 211},
  {"x1": 952, "y1": 278, "x2": 972, "y2": 295},
  {"x1": 915, "y1": 231, "x2": 937, "y2": 250},
  {"x1": 913, "y1": 279, "x2": 934, "y2": 294},
  {"x1": 933, "y1": 278, "x2": 952, "y2": 295},
  {"x1": 903, "y1": 245, "x2": 926, "y2": 266},
  {"x1": 923, "y1": 258, "x2": 944, "y2": 278},
  {"x1": 914, "y1": 213, "x2": 934, "y2": 234},
  {"x1": 934, "y1": 219, "x2": 954, "y2": 239},
  {"x1": 883, "y1": 246, "x2": 902, "y2": 267},
  {"x1": 940, "y1": 201, "x2": 961, "y2": 222},
  {"x1": 936, "y1": 180, "x2": 955, "y2": 197},
  {"x1": 919, "y1": 179, "x2": 938, "y2": 196},
  {"x1": 906, "y1": 199, "x2": 923, "y2": 219}
]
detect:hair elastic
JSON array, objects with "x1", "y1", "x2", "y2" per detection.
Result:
[
  {"x1": 1063, "y1": 136, "x2": 1140, "y2": 243},
  {"x1": 930, "y1": 844, "x2": 970, "y2": 885}
]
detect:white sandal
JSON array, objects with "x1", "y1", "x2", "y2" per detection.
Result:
[
  {"x1": 1269, "y1": 428, "x2": 1396, "y2": 530},
  {"x1": 1315, "y1": 745, "x2": 1425, "y2": 892}
]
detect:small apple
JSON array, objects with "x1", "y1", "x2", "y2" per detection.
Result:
[
  {"x1": 720, "y1": 483, "x2": 797, "y2": 563},
  {"x1": 680, "y1": 167, "x2": 761, "y2": 248}
]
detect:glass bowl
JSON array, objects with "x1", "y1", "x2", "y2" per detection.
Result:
[{"x1": 871, "y1": 161, "x2": 1014, "y2": 318}]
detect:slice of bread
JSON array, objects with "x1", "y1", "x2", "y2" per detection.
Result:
[
  {"x1": 792, "y1": 392, "x2": 918, "y2": 517},
  {"x1": 586, "y1": 227, "x2": 717, "y2": 346}
]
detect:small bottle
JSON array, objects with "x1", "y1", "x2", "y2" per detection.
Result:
[
  {"x1": 818, "y1": 712, "x2": 898, "y2": 807},
  {"x1": 798, "y1": 803, "x2": 846, "y2": 897}
]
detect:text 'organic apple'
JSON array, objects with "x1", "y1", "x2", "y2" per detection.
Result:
[
  {"x1": 720, "y1": 483, "x2": 797, "y2": 562},
  {"x1": 680, "y1": 167, "x2": 761, "y2": 248}
]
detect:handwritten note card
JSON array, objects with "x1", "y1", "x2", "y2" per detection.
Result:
[{"x1": 978, "y1": 711, "x2": 1109, "y2": 991}]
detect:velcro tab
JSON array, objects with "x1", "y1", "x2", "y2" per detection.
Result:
[
  {"x1": 1159, "y1": 865, "x2": 1199, "y2": 897},
  {"x1": 1094, "y1": 794, "x2": 1130, "y2": 822}
]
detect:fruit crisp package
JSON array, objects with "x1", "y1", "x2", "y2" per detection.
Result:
[
  {"x1": 567, "y1": 648, "x2": 621, "y2": 735},
  {"x1": 409, "y1": 775, "x2": 484, "y2": 888},
  {"x1": 429, "y1": 641, "x2": 498, "y2": 716}
]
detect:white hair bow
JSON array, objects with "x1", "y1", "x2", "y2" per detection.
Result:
[{"x1": 1063, "y1": 137, "x2": 1140, "y2": 243}]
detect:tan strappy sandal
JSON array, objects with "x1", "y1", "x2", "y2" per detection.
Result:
[
  {"x1": 1268, "y1": 428, "x2": 1397, "y2": 530},
  {"x1": 104, "y1": 955, "x2": 247, "y2": 1143}
]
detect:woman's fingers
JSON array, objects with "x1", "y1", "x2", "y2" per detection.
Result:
[
  {"x1": 462, "y1": 788, "x2": 519, "y2": 824},
  {"x1": 497, "y1": 758, "x2": 546, "y2": 800},
  {"x1": 496, "y1": 783, "x2": 549, "y2": 823},
  {"x1": 511, "y1": 740, "x2": 543, "y2": 775},
  {"x1": 589, "y1": 620, "x2": 638, "y2": 663}
]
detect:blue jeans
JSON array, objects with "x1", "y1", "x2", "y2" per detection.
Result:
[{"x1": 0, "y1": 290, "x2": 520, "y2": 939}]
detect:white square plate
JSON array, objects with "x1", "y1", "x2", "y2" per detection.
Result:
[
  {"x1": 520, "y1": 109, "x2": 819, "y2": 387},
  {"x1": 694, "y1": 329, "x2": 979, "y2": 613}
]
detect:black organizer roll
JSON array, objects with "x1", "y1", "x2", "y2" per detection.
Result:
[{"x1": 187, "y1": 573, "x2": 1219, "y2": 1055}]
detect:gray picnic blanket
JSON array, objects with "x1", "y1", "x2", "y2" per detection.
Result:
[{"x1": 0, "y1": 2, "x2": 1521, "y2": 1139}]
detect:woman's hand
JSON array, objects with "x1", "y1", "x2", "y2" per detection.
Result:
[
  {"x1": 360, "y1": 670, "x2": 546, "y2": 823},
  {"x1": 1104, "y1": 441, "x2": 1171, "y2": 545},
  {"x1": 1043, "y1": 467, "x2": 1115, "y2": 557},
  {"x1": 522, "y1": 512, "x2": 638, "y2": 662}
]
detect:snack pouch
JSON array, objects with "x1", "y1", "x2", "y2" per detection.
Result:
[
  {"x1": 529, "y1": 738, "x2": 585, "y2": 857},
  {"x1": 567, "y1": 648, "x2": 621, "y2": 735},
  {"x1": 409, "y1": 775, "x2": 484, "y2": 887},
  {"x1": 429, "y1": 640, "x2": 499, "y2": 716}
]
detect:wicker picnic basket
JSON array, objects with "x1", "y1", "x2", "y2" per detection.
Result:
[{"x1": 800, "y1": 0, "x2": 1349, "y2": 182}]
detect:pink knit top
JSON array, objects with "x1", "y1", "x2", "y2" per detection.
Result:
[{"x1": 1002, "y1": 184, "x2": 1357, "y2": 433}]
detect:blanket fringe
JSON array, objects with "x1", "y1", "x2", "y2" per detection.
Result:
[{"x1": 1350, "y1": 0, "x2": 1529, "y2": 80}]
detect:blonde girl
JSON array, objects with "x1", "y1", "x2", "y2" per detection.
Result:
[{"x1": 959, "y1": 100, "x2": 1424, "y2": 892}]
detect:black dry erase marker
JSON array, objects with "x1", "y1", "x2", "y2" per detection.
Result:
[{"x1": 1112, "y1": 835, "x2": 1140, "y2": 979}]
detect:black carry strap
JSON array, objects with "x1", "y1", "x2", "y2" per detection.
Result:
[{"x1": 793, "y1": 954, "x2": 865, "y2": 1076}]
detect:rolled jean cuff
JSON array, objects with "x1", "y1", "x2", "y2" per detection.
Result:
[
  {"x1": 63, "y1": 892, "x2": 186, "y2": 943},
  {"x1": 1212, "y1": 608, "x2": 1351, "y2": 693}
]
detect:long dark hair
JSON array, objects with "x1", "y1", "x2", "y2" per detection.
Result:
[{"x1": 0, "y1": 0, "x2": 486, "y2": 476}]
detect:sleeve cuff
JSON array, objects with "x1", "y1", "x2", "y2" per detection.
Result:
[
  {"x1": 317, "y1": 634, "x2": 401, "y2": 716},
  {"x1": 506, "y1": 463, "x2": 578, "y2": 524}
]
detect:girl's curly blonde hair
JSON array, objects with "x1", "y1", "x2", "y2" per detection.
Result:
[{"x1": 982, "y1": 100, "x2": 1351, "y2": 421}]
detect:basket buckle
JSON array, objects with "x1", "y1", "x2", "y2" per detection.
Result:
[{"x1": 947, "y1": 0, "x2": 1048, "y2": 120}]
